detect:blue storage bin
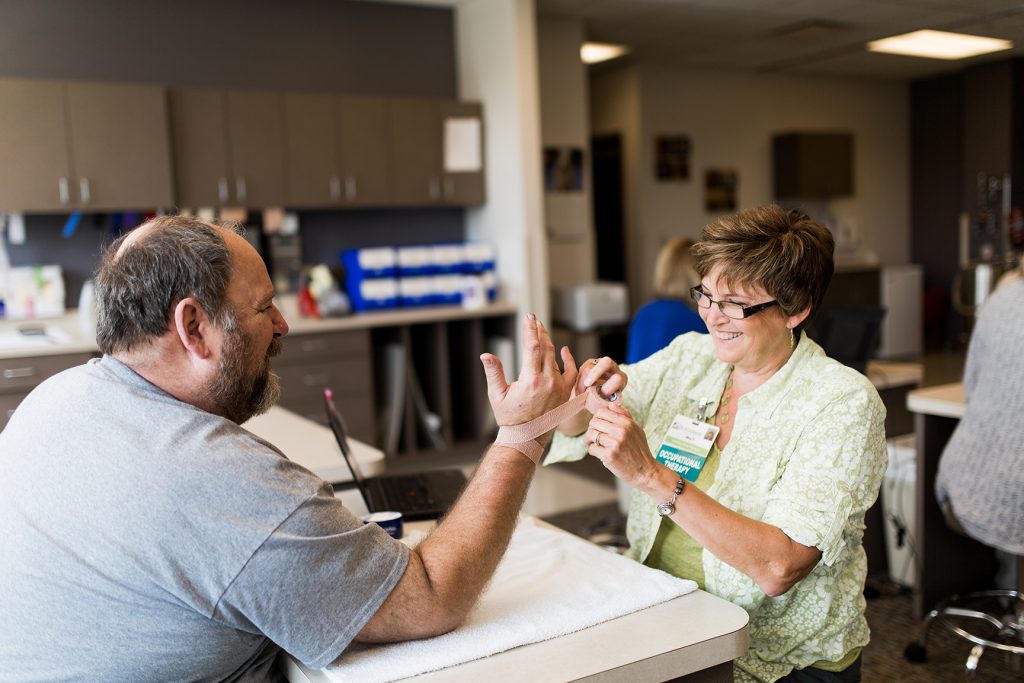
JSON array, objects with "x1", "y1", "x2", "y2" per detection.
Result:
[
  {"x1": 434, "y1": 275, "x2": 463, "y2": 306},
  {"x1": 482, "y1": 269, "x2": 499, "y2": 301},
  {"x1": 432, "y1": 244, "x2": 464, "y2": 274},
  {"x1": 463, "y1": 242, "x2": 496, "y2": 273},
  {"x1": 347, "y1": 276, "x2": 399, "y2": 311},
  {"x1": 341, "y1": 247, "x2": 397, "y2": 278},
  {"x1": 396, "y1": 245, "x2": 436, "y2": 276},
  {"x1": 398, "y1": 276, "x2": 436, "y2": 307}
]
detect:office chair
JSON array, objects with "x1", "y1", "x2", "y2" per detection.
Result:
[
  {"x1": 808, "y1": 306, "x2": 886, "y2": 374},
  {"x1": 904, "y1": 542, "x2": 1024, "y2": 674}
]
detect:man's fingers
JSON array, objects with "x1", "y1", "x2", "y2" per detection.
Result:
[
  {"x1": 520, "y1": 313, "x2": 543, "y2": 376},
  {"x1": 479, "y1": 353, "x2": 509, "y2": 400},
  {"x1": 535, "y1": 320, "x2": 559, "y2": 374}
]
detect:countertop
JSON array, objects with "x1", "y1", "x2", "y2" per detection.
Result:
[
  {"x1": 906, "y1": 382, "x2": 965, "y2": 419},
  {"x1": 0, "y1": 295, "x2": 518, "y2": 360}
]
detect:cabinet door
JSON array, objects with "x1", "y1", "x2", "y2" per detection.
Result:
[
  {"x1": 284, "y1": 92, "x2": 338, "y2": 207},
  {"x1": 0, "y1": 79, "x2": 72, "y2": 212},
  {"x1": 169, "y1": 88, "x2": 230, "y2": 207},
  {"x1": 390, "y1": 97, "x2": 442, "y2": 205},
  {"x1": 337, "y1": 96, "x2": 391, "y2": 206},
  {"x1": 65, "y1": 82, "x2": 173, "y2": 210},
  {"x1": 226, "y1": 90, "x2": 287, "y2": 207},
  {"x1": 438, "y1": 100, "x2": 485, "y2": 206}
]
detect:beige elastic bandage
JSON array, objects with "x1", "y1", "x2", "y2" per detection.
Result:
[{"x1": 494, "y1": 387, "x2": 622, "y2": 463}]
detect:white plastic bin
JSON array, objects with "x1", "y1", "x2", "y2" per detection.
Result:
[{"x1": 882, "y1": 435, "x2": 917, "y2": 587}]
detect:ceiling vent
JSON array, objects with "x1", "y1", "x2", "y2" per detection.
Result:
[{"x1": 771, "y1": 19, "x2": 853, "y2": 43}]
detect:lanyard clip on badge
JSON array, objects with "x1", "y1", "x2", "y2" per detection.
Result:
[{"x1": 695, "y1": 397, "x2": 712, "y2": 423}]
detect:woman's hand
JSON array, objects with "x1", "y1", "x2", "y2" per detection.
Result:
[
  {"x1": 555, "y1": 356, "x2": 628, "y2": 436},
  {"x1": 576, "y1": 356, "x2": 627, "y2": 399},
  {"x1": 584, "y1": 402, "x2": 662, "y2": 488}
]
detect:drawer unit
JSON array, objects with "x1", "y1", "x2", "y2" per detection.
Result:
[
  {"x1": 0, "y1": 352, "x2": 94, "y2": 431},
  {"x1": 282, "y1": 394, "x2": 376, "y2": 445},
  {"x1": 274, "y1": 357, "x2": 372, "y2": 404},
  {"x1": 1, "y1": 392, "x2": 27, "y2": 431},
  {"x1": 273, "y1": 330, "x2": 376, "y2": 445},
  {"x1": 277, "y1": 330, "x2": 369, "y2": 363},
  {"x1": 0, "y1": 353, "x2": 94, "y2": 393}
]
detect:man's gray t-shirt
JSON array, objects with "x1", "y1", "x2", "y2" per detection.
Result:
[{"x1": 0, "y1": 356, "x2": 408, "y2": 681}]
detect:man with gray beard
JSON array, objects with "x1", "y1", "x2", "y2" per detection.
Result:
[{"x1": 0, "y1": 215, "x2": 578, "y2": 681}]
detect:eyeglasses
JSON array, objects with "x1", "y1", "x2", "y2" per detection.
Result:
[{"x1": 689, "y1": 286, "x2": 779, "y2": 320}]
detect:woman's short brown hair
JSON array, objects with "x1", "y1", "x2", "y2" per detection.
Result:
[{"x1": 691, "y1": 205, "x2": 834, "y2": 327}]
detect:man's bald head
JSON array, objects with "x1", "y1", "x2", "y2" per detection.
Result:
[{"x1": 95, "y1": 216, "x2": 243, "y2": 355}]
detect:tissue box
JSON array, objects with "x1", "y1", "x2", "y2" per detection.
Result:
[{"x1": 552, "y1": 282, "x2": 629, "y2": 332}]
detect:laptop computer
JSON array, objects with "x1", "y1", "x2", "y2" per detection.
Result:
[{"x1": 324, "y1": 390, "x2": 467, "y2": 521}]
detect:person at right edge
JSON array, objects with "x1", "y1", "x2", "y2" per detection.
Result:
[{"x1": 547, "y1": 205, "x2": 887, "y2": 682}]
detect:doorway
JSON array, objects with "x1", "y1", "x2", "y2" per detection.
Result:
[
  {"x1": 591, "y1": 134, "x2": 627, "y2": 283},
  {"x1": 590, "y1": 133, "x2": 628, "y2": 361}
]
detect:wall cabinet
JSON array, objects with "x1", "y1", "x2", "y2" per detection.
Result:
[
  {"x1": 773, "y1": 132, "x2": 853, "y2": 199},
  {"x1": 169, "y1": 88, "x2": 287, "y2": 207},
  {"x1": 391, "y1": 98, "x2": 485, "y2": 206},
  {"x1": 0, "y1": 79, "x2": 173, "y2": 212},
  {"x1": 2, "y1": 78, "x2": 484, "y2": 212},
  {"x1": 284, "y1": 94, "x2": 391, "y2": 207}
]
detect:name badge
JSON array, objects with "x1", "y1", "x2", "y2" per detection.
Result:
[{"x1": 654, "y1": 415, "x2": 719, "y2": 483}]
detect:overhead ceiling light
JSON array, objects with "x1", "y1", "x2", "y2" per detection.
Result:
[
  {"x1": 867, "y1": 29, "x2": 1012, "y2": 60},
  {"x1": 581, "y1": 42, "x2": 629, "y2": 65}
]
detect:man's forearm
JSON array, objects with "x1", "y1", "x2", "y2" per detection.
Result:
[
  {"x1": 414, "y1": 445, "x2": 535, "y2": 620},
  {"x1": 356, "y1": 445, "x2": 536, "y2": 642}
]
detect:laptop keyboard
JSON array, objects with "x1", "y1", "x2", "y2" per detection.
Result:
[{"x1": 370, "y1": 475, "x2": 439, "y2": 515}]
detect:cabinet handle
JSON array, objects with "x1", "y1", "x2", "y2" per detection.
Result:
[
  {"x1": 3, "y1": 367, "x2": 36, "y2": 380},
  {"x1": 443, "y1": 177, "x2": 454, "y2": 198},
  {"x1": 79, "y1": 177, "x2": 91, "y2": 205},
  {"x1": 218, "y1": 177, "x2": 229, "y2": 203},
  {"x1": 302, "y1": 372, "x2": 330, "y2": 387},
  {"x1": 300, "y1": 339, "x2": 329, "y2": 353},
  {"x1": 329, "y1": 176, "x2": 341, "y2": 200},
  {"x1": 345, "y1": 176, "x2": 357, "y2": 200},
  {"x1": 236, "y1": 177, "x2": 247, "y2": 202},
  {"x1": 429, "y1": 177, "x2": 440, "y2": 199},
  {"x1": 58, "y1": 177, "x2": 70, "y2": 205}
]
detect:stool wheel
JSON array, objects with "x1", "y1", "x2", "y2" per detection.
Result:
[{"x1": 904, "y1": 641, "x2": 928, "y2": 663}]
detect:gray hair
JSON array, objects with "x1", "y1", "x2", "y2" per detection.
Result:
[{"x1": 95, "y1": 216, "x2": 243, "y2": 354}]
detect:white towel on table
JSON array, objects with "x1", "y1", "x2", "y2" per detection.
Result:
[{"x1": 323, "y1": 517, "x2": 697, "y2": 683}]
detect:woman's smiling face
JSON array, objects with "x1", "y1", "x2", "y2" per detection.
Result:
[{"x1": 697, "y1": 264, "x2": 802, "y2": 373}]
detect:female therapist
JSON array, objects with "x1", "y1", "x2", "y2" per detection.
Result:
[{"x1": 547, "y1": 206, "x2": 887, "y2": 682}]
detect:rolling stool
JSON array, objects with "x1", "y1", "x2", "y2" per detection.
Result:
[{"x1": 905, "y1": 554, "x2": 1024, "y2": 676}]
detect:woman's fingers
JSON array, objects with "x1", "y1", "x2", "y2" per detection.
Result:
[{"x1": 560, "y1": 345, "x2": 579, "y2": 388}]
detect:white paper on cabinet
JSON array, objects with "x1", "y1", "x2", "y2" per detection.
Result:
[{"x1": 444, "y1": 117, "x2": 482, "y2": 173}]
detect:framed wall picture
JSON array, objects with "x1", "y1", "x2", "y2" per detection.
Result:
[
  {"x1": 655, "y1": 135, "x2": 690, "y2": 181},
  {"x1": 543, "y1": 146, "x2": 584, "y2": 192},
  {"x1": 704, "y1": 168, "x2": 738, "y2": 211}
]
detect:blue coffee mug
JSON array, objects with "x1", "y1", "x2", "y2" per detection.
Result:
[{"x1": 362, "y1": 511, "x2": 404, "y2": 539}]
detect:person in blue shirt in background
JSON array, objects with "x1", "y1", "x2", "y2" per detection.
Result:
[{"x1": 626, "y1": 237, "x2": 706, "y2": 363}]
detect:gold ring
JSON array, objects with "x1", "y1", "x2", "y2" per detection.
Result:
[{"x1": 595, "y1": 432, "x2": 602, "y2": 447}]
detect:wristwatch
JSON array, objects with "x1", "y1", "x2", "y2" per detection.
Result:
[{"x1": 657, "y1": 478, "x2": 686, "y2": 516}]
